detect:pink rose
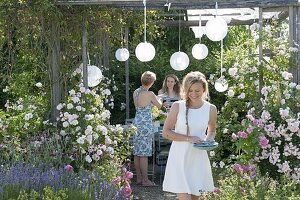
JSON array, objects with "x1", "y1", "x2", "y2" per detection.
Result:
[
  {"x1": 246, "y1": 127, "x2": 253, "y2": 133},
  {"x1": 238, "y1": 131, "x2": 248, "y2": 139},
  {"x1": 259, "y1": 136, "x2": 269, "y2": 149},
  {"x1": 231, "y1": 133, "x2": 238, "y2": 141}
]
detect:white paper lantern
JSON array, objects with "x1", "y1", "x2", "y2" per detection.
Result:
[
  {"x1": 135, "y1": 42, "x2": 156, "y2": 62},
  {"x1": 205, "y1": 17, "x2": 228, "y2": 41},
  {"x1": 214, "y1": 77, "x2": 228, "y2": 92},
  {"x1": 191, "y1": 27, "x2": 206, "y2": 38},
  {"x1": 115, "y1": 48, "x2": 129, "y2": 61},
  {"x1": 192, "y1": 43, "x2": 209, "y2": 60},
  {"x1": 170, "y1": 51, "x2": 189, "y2": 71},
  {"x1": 87, "y1": 65, "x2": 102, "y2": 87}
]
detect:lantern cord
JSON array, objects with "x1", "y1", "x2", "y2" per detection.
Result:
[
  {"x1": 143, "y1": 0, "x2": 147, "y2": 42},
  {"x1": 220, "y1": 39, "x2": 223, "y2": 77},
  {"x1": 215, "y1": 2, "x2": 218, "y2": 17},
  {"x1": 199, "y1": 12, "x2": 202, "y2": 43},
  {"x1": 178, "y1": 12, "x2": 181, "y2": 51},
  {"x1": 120, "y1": 27, "x2": 123, "y2": 48}
]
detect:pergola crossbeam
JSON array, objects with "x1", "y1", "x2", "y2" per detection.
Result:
[{"x1": 54, "y1": 0, "x2": 300, "y2": 10}]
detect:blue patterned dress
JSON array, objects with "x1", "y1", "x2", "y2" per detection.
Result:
[{"x1": 132, "y1": 87, "x2": 155, "y2": 156}]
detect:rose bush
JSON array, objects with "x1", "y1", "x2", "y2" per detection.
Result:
[{"x1": 213, "y1": 18, "x2": 300, "y2": 181}]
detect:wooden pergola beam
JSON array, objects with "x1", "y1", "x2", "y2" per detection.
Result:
[{"x1": 53, "y1": 0, "x2": 300, "y2": 10}]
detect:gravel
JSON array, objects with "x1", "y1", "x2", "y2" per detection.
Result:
[{"x1": 131, "y1": 180, "x2": 177, "y2": 200}]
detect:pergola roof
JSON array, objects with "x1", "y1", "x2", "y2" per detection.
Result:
[
  {"x1": 54, "y1": 0, "x2": 299, "y2": 27},
  {"x1": 54, "y1": 0, "x2": 300, "y2": 10}
]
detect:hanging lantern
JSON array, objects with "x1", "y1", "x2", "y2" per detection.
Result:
[
  {"x1": 87, "y1": 65, "x2": 102, "y2": 87},
  {"x1": 214, "y1": 76, "x2": 228, "y2": 92},
  {"x1": 115, "y1": 48, "x2": 129, "y2": 62},
  {"x1": 170, "y1": 51, "x2": 189, "y2": 71},
  {"x1": 192, "y1": 43, "x2": 209, "y2": 60},
  {"x1": 135, "y1": 0, "x2": 156, "y2": 62},
  {"x1": 135, "y1": 42, "x2": 156, "y2": 62},
  {"x1": 205, "y1": 17, "x2": 228, "y2": 42}
]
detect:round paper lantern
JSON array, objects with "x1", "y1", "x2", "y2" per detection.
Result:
[
  {"x1": 135, "y1": 42, "x2": 156, "y2": 62},
  {"x1": 192, "y1": 43, "x2": 209, "y2": 60},
  {"x1": 87, "y1": 65, "x2": 102, "y2": 87},
  {"x1": 170, "y1": 51, "x2": 189, "y2": 71},
  {"x1": 115, "y1": 48, "x2": 129, "y2": 61},
  {"x1": 205, "y1": 17, "x2": 228, "y2": 41},
  {"x1": 214, "y1": 77, "x2": 228, "y2": 92}
]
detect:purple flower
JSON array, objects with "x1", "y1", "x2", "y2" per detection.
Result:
[
  {"x1": 64, "y1": 164, "x2": 73, "y2": 172},
  {"x1": 246, "y1": 127, "x2": 253, "y2": 133},
  {"x1": 242, "y1": 165, "x2": 250, "y2": 172},
  {"x1": 234, "y1": 163, "x2": 243, "y2": 173},
  {"x1": 250, "y1": 171, "x2": 257, "y2": 179},
  {"x1": 240, "y1": 187, "x2": 246, "y2": 194},
  {"x1": 238, "y1": 131, "x2": 248, "y2": 139},
  {"x1": 259, "y1": 136, "x2": 269, "y2": 149},
  {"x1": 252, "y1": 118, "x2": 259, "y2": 126}
]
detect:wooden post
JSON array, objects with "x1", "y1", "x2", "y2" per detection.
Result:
[
  {"x1": 125, "y1": 26, "x2": 130, "y2": 120},
  {"x1": 296, "y1": 6, "x2": 300, "y2": 84},
  {"x1": 50, "y1": 19, "x2": 61, "y2": 122},
  {"x1": 289, "y1": 6, "x2": 300, "y2": 84},
  {"x1": 258, "y1": 7, "x2": 264, "y2": 94},
  {"x1": 82, "y1": 17, "x2": 88, "y2": 88}
]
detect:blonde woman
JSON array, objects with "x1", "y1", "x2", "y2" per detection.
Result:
[
  {"x1": 162, "y1": 71, "x2": 217, "y2": 200},
  {"x1": 132, "y1": 71, "x2": 162, "y2": 187},
  {"x1": 158, "y1": 74, "x2": 181, "y2": 110}
]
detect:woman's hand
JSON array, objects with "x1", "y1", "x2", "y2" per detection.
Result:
[{"x1": 186, "y1": 136, "x2": 204, "y2": 144}]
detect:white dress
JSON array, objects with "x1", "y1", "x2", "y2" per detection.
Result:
[{"x1": 163, "y1": 100, "x2": 215, "y2": 195}]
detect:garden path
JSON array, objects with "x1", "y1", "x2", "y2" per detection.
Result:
[{"x1": 131, "y1": 179, "x2": 176, "y2": 200}]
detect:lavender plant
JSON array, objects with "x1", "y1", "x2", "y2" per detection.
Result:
[{"x1": 0, "y1": 162, "x2": 127, "y2": 200}]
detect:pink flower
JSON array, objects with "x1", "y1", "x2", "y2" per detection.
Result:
[
  {"x1": 252, "y1": 118, "x2": 259, "y2": 126},
  {"x1": 64, "y1": 164, "x2": 73, "y2": 172},
  {"x1": 240, "y1": 187, "x2": 246, "y2": 194},
  {"x1": 259, "y1": 136, "x2": 269, "y2": 149},
  {"x1": 123, "y1": 171, "x2": 133, "y2": 181},
  {"x1": 234, "y1": 163, "x2": 243, "y2": 173},
  {"x1": 121, "y1": 185, "x2": 132, "y2": 197},
  {"x1": 238, "y1": 131, "x2": 248, "y2": 139},
  {"x1": 231, "y1": 133, "x2": 238, "y2": 141},
  {"x1": 242, "y1": 165, "x2": 250, "y2": 172},
  {"x1": 113, "y1": 176, "x2": 121, "y2": 186},
  {"x1": 246, "y1": 127, "x2": 253, "y2": 133},
  {"x1": 214, "y1": 187, "x2": 221, "y2": 194}
]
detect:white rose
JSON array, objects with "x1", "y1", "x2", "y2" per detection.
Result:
[
  {"x1": 56, "y1": 103, "x2": 64, "y2": 110},
  {"x1": 85, "y1": 155, "x2": 92, "y2": 163},
  {"x1": 35, "y1": 82, "x2": 42, "y2": 88}
]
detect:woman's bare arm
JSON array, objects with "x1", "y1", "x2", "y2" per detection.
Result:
[{"x1": 206, "y1": 104, "x2": 217, "y2": 141}]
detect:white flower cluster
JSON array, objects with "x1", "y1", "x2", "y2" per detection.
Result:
[{"x1": 55, "y1": 83, "x2": 118, "y2": 165}]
